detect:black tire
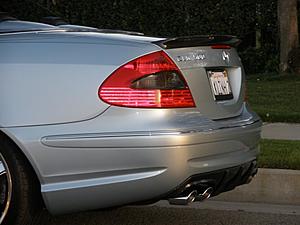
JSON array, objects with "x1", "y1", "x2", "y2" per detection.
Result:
[{"x1": 0, "y1": 136, "x2": 42, "y2": 225}]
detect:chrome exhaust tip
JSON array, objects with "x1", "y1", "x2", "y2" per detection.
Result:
[
  {"x1": 168, "y1": 187, "x2": 214, "y2": 205},
  {"x1": 168, "y1": 190, "x2": 197, "y2": 205},
  {"x1": 195, "y1": 187, "x2": 213, "y2": 202}
]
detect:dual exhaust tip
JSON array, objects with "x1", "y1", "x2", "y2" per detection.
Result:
[{"x1": 168, "y1": 187, "x2": 214, "y2": 205}]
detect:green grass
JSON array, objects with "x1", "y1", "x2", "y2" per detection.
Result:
[
  {"x1": 258, "y1": 139, "x2": 300, "y2": 170},
  {"x1": 247, "y1": 74, "x2": 300, "y2": 123}
]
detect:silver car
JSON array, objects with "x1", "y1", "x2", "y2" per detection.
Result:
[{"x1": 0, "y1": 17, "x2": 261, "y2": 225}]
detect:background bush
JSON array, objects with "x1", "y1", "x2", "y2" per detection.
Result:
[{"x1": 1, "y1": 0, "x2": 278, "y2": 74}]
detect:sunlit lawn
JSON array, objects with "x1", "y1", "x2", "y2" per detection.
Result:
[
  {"x1": 258, "y1": 139, "x2": 300, "y2": 170},
  {"x1": 247, "y1": 74, "x2": 300, "y2": 123}
]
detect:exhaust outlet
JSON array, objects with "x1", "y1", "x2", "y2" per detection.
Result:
[
  {"x1": 168, "y1": 190, "x2": 197, "y2": 205},
  {"x1": 168, "y1": 187, "x2": 214, "y2": 205},
  {"x1": 195, "y1": 187, "x2": 213, "y2": 202}
]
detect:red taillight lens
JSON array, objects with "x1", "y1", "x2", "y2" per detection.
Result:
[
  {"x1": 211, "y1": 45, "x2": 231, "y2": 49},
  {"x1": 99, "y1": 51, "x2": 195, "y2": 108}
]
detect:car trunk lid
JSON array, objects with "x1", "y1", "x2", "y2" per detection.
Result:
[{"x1": 155, "y1": 36, "x2": 245, "y2": 120}]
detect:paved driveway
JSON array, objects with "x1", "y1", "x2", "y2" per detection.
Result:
[{"x1": 36, "y1": 203, "x2": 300, "y2": 225}]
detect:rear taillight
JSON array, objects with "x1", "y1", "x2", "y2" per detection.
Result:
[
  {"x1": 211, "y1": 45, "x2": 231, "y2": 49},
  {"x1": 99, "y1": 51, "x2": 195, "y2": 108}
]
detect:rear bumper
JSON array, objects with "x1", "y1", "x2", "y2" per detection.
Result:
[
  {"x1": 42, "y1": 119, "x2": 260, "y2": 214},
  {"x1": 2, "y1": 104, "x2": 261, "y2": 214}
]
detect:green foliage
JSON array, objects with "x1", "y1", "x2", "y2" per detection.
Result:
[
  {"x1": 247, "y1": 74, "x2": 300, "y2": 123},
  {"x1": 259, "y1": 140, "x2": 300, "y2": 170},
  {"x1": 2, "y1": 0, "x2": 278, "y2": 73},
  {"x1": 2, "y1": 0, "x2": 256, "y2": 36},
  {"x1": 240, "y1": 47, "x2": 279, "y2": 74}
]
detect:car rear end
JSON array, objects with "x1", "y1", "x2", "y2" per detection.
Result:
[
  {"x1": 93, "y1": 35, "x2": 261, "y2": 204},
  {"x1": 1, "y1": 28, "x2": 261, "y2": 215}
]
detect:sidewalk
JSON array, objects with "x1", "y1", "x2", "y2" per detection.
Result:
[{"x1": 262, "y1": 123, "x2": 300, "y2": 140}]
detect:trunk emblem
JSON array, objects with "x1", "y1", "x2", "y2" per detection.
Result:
[
  {"x1": 222, "y1": 51, "x2": 230, "y2": 63},
  {"x1": 176, "y1": 52, "x2": 206, "y2": 62}
]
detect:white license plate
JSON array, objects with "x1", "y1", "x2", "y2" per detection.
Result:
[{"x1": 207, "y1": 70, "x2": 233, "y2": 101}]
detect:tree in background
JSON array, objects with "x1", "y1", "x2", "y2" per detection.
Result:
[{"x1": 278, "y1": 0, "x2": 299, "y2": 73}]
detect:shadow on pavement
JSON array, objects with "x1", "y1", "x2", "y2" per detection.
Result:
[{"x1": 35, "y1": 205, "x2": 300, "y2": 225}]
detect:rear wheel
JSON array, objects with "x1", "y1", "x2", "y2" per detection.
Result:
[
  {"x1": 0, "y1": 137, "x2": 41, "y2": 225},
  {"x1": 0, "y1": 152, "x2": 12, "y2": 224}
]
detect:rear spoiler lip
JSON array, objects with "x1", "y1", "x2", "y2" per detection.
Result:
[{"x1": 153, "y1": 35, "x2": 241, "y2": 49}]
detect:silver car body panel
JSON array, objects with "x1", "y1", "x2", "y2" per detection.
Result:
[{"x1": 0, "y1": 21, "x2": 261, "y2": 215}]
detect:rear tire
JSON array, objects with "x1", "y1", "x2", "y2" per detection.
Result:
[{"x1": 0, "y1": 137, "x2": 41, "y2": 225}]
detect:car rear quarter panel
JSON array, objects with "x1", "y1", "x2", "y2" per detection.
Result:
[{"x1": 0, "y1": 33, "x2": 160, "y2": 127}]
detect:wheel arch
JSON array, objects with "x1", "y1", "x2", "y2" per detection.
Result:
[{"x1": 0, "y1": 129, "x2": 43, "y2": 193}]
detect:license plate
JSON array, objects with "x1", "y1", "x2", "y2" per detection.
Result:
[{"x1": 207, "y1": 70, "x2": 233, "y2": 101}]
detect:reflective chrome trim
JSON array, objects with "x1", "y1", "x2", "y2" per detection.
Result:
[
  {"x1": 0, "y1": 153, "x2": 12, "y2": 224},
  {"x1": 41, "y1": 119, "x2": 261, "y2": 148}
]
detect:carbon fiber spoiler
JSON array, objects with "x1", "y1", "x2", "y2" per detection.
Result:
[{"x1": 153, "y1": 35, "x2": 241, "y2": 49}]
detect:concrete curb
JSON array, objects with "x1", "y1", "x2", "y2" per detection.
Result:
[
  {"x1": 212, "y1": 168, "x2": 300, "y2": 205},
  {"x1": 262, "y1": 123, "x2": 300, "y2": 140}
]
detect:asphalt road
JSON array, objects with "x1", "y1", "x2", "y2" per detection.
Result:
[{"x1": 35, "y1": 202, "x2": 300, "y2": 225}]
